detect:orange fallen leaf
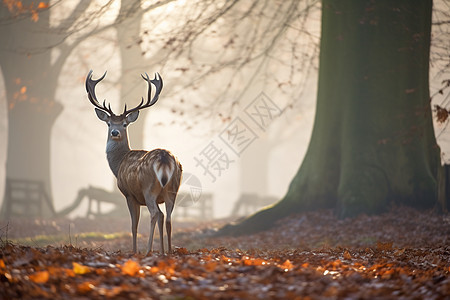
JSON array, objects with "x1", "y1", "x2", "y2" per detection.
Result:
[
  {"x1": 330, "y1": 259, "x2": 342, "y2": 269},
  {"x1": 156, "y1": 260, "x2": 176, "y2": 276},
  {"x1": 77, "y1": 281, "x2": 95, "y2": 294},
  {"x1": 279, "y1": 259, "x2": 294, "y2": 271},
  {"x1": 343, "y1": 250, "x2": 352, "y2": 260},
  {"x1": 243, "y1": 257, "x2": 267, "y2": 266},
  {"x1": 121, "y1": 260, "x2": 140, "y2": 276},
  {"x1": 29, "y1": 270, "x2": 49, "y2": 284},
  {"x1": 221, "y1": 255, "x2": 232, "y2": 263},
  {"x1": 0, "y1": 259, "x2": 5, "y2": 270},
  {"x1": 73, "y1": 262, "x2": 91, "y2": 275}
]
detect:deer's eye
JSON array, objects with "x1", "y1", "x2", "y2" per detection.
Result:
[
  {"x1": 107, "y1": 123, "x2": 111, "y2": 127},
  {"x1": 123, "y1": 123, "x2": 127, "y2": 128}
]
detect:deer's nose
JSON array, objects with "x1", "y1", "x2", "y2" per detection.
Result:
[{"x1": 111, "y1": 129, "x2": 120, "y2": 138}]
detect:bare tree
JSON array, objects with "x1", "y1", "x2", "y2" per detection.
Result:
[
  {"x1": 0, "y1": 1, "x2": 95, "y2": 217},
  {"x1": 0, "y1": 0, "x2": 164, "y2": 217}
]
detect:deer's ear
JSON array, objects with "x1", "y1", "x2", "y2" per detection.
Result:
[
  {"x1": 126, "y1": 110, "x2": 139, "y2": 123},
  {"x1": 95, "y1": 108, "x2": 110, "y2": 122}
]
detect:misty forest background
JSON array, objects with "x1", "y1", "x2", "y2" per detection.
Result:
[{"x1": 0, "y1": 0, "x2": 449, "y2": 231}]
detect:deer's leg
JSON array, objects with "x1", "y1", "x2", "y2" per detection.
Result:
[
  {"x1": 126, "y1": 197, "x2": 140, "y2": 254},
  {"x1": 157, "y1": 205, "x2": 165, "y2": 254},
  {"x1": 144, "y1": 192, "x2": 163, "y2": 255},
  {"x1": 164, "y1": 196, "x2": 175, "y2": 253}
]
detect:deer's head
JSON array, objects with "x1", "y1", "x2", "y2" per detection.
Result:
[{"x1": 85, "y1": 70, "x2": 163, "y2": 142}]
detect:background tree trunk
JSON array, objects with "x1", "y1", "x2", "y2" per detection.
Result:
[
  {"x1": 0, "y1": 2, "x2": 63, "y2": 217},
  {"x1": 116, "y1": 0, "x2": 147, "y2": 150},
  {"x1": 219, "y1": 0, "x2": 441, "y2": 235}
]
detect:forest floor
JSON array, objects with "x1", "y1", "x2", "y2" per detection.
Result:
[{"x1": 1, "y1": 206, "x2": 449, "y2": 299}]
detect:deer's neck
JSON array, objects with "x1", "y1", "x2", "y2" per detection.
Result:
[{"x1": 106, "y1": 139, "x2": 131, "y2": 177}]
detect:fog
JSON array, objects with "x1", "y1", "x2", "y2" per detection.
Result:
[
  {"x1": 0, "y1": 0, "x2": 448, "y2": 223},
  {"x1": 47, "y1": 70, "x2": 317, "y2": 219},
  {"x1": 0, "y1": 0, "x2": 320, "y2": 220}
]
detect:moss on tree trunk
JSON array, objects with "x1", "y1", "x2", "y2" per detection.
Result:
[{"x1": 219, "y1": 0, "x2": 441, "y2": 236}]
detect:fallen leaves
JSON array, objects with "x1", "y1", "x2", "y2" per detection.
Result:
[
  {"x1": 0, "y1": 243, "x2": 449, "y2": 299},
  {"x1": 120, "y1": 259, "x2": 140, "y2": 276},
  {"x1": 72, "y1": 262, "x2": 91, "y2": 275},
  {"x1": 279, "y1": 259, "x2": 294, "y2": 271},
  {"x1": 28, "y1": 270, "x2": 49, "y2": 284},
  {"x1": 0, "y1": 207, "x2": 449, "y2": 298}
]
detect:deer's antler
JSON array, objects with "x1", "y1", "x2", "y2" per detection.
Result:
[
  {"x1": 85, "y1": 70, "x2": 115, "y2": 116},
  {"x1": 122, "y1": 72, "x2": 163, "y2": 116}
]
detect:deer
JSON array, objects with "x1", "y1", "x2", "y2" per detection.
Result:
[{"x1": 85, "y1": 70, "x2": 182, "y2": 255}]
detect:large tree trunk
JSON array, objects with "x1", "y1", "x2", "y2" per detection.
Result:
[
  {"x1": 219, "y1": 0, "x2": 441, "y2": 235},
  {"x1": 0, "y1": 1, "x2": 97, "y2": 218},
  {"x1": 0, "y1": 2, "x2": 63, "y2": 218}
]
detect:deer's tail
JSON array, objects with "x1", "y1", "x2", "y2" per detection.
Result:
[{"x1": 153, "y1": 150, "x2": 175, "y2": 188}]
